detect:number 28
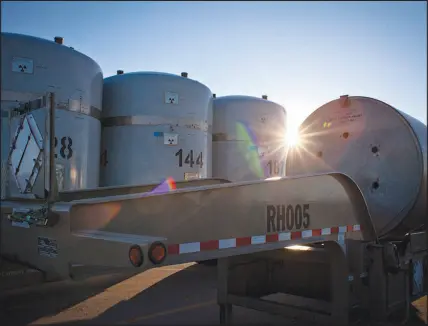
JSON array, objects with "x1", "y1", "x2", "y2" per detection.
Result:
[{"x1": 54, "y1": 136, "x2": 73, "y2": 159}]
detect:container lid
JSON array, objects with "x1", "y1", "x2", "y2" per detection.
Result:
[{"x1": 286, "y1": 96, "x2": 424, "y2": 236}]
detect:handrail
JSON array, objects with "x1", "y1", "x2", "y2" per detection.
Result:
[{"x1": 47, "y1": 92, "x2": 58, "y2": 204}]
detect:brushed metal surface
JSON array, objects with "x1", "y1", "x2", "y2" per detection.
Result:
[
  {"x1": 100, "y1": 72, "x2": 213, "y2": 187},
  {"x1": 1, "y1": 33, "x2": 103, "y2": 191},
  {"x1": 0, "y1": 173, "x2": 373, "y2": 278},
  {"x1": 212, "y1": 96, "x2": 287, "y2": 182},
  {"x1": 286, "y1": 96, "x2": 427, "y2": 237}
]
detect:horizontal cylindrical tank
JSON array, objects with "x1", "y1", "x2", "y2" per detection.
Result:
[
  {"x1": 212, "y1": 95, "x2": 287, "y2": 182},
  {"x1": 1, "y1": 33, "x2": 103, "y2": 195},
  {"x1": 100, "y1": 71, "x2": 213, "y2": 187},
  {"x1": 286, "y1": 96, "x2": 427, "y2": 237}
]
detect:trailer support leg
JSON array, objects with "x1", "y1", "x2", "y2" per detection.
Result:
[
  {"x1": 368, "y1": 245, "x2": 388, "y2": 321},
  {"x1": 219, "y1": 303, "x2": 233, "y2": 324},
  {"x1": 402, "y1": 264, "x2": 410, "y2": 324},
  {"x1": 218, "y1": 257, "x2": 233, "y2": 324},
  {"x1": 326, "y1": 241, "x2": 349, "y2": 326}
]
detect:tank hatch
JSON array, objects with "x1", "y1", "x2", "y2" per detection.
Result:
[{"x1": 9, "y1": 113, "x2": 44, "y2": 193}]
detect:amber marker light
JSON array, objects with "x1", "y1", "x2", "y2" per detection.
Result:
[
  {"x1": 129, "y1": 245, "x2": 143, "y2": 267},
  {"x1": 149, "y1": 242, "x2": 167, "y2": 265}
]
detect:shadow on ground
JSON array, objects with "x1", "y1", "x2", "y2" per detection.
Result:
[
  {"x1": 0, "y1": 261, "x2": 426, "y2": 326},
  {"x1": 0, "y1": 263, "x2": 218, "y2": 326},
  {"x1": 0, "y1": 268, "x2": 138, "y2": 326},
  {"x1": 40, "y1": 263, "x2": 220, "y2": 325},
  {"x1": 38, "y1": 306, "x2": 427, "y2": 326}
]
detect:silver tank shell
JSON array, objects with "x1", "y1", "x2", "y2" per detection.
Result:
[
  {"x1": 100, "y1": 72, "x2": 213, "y2": 187},
  {"x1": 212, "y1": 95, "x2": 287, "y2": 182},
  {"x1": 1, "y1": 33, "x2": 103, "y2": 195},
  {"x1": 286, "y1": 96, "x2": 427, "y2": 237}
]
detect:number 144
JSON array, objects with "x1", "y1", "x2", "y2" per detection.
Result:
[{"x1": 175, "y1": 149, "x2": 203, "y2": 168}]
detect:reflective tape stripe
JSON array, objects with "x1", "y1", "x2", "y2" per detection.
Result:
[
  {"x1": 179, "y1": 242, "x2": 200, "y2": 254},
  {"x1": 321, "y1": 228, "x2": 332, "y2": 235},
  {"x1": 168, "y1": 224, "x2": 361, "y2": 255},
  {"x1": 278, "y1": 232, "x2": 291, "y2": 241},
  {"x1": 219, "y1": 238, "x2": 236, "y2": 249},
  {"x1": 251, "y1": 235, "x2": 266, "y2": 245}
]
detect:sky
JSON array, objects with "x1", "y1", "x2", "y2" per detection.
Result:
[{"x1": 1, "y1": 1, "x2": 427, "y2": 137}]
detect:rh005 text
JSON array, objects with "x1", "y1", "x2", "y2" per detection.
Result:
[{"x1": 266, "y1": 204, "x2": 310, "y2": 233}]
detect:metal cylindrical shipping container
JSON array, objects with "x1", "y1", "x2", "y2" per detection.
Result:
[
  {"x1": 1, "y1": 33, "x2": 103, "y2": 196},
  {"x1": 286, "y1": 96, "x2": 427, "y2": 237},
  {"x1": 100, "y1": 72, "x2": 213, "y2": 187},
  {"x1": 212, "y1": 95, "x2": 287, "y2": 182}
]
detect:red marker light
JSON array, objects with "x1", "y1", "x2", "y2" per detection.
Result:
[
  {"x1": 129, "y1": 245, "x2": 143, "y2": 267},
  {"x1": 149, "y1": 242, "x2": 167, "y2": 265}
]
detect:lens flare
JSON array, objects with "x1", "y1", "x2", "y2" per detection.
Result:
[
  {"x1": 236, "y1": 121, "x2": 265, "y2": 178},
  {"x1": 151, "y1": 177, "x2": 177, "y2": 194}
]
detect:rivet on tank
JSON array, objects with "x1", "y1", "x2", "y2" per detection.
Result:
[
  {"x1": 286, "y1": 95, "x2": 427, "y2": 237},
  {"x1": 100, "y1": 71, "x2": 213, "y2": 187},
  {"x1": 212, "y1": 95, "x2": 287, "y2": 182},
  {"x1": 1, "y1": 33, "x2": 104, "y2": 198}
]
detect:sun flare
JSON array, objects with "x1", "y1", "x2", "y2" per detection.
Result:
[{"x1": 286, "y1": 127, "x2": 300, "y2": 147}]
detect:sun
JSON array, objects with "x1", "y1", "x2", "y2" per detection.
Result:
[{"x1": 286, "y1": 127, "x2": 300, "y2": 147}]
